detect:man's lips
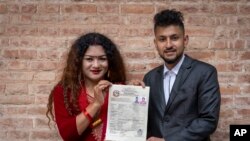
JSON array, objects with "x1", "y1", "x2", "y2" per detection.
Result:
[
  {"x1": 164, "y1": 49, "x2": 176, "y2": 53},
  {"x1": 164, "y1": 50, "x2": 176, "y2": 55}
]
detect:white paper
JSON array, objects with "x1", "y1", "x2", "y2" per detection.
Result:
[{"x1": 105, "y1": 84, "x2": 150, "y2": 141}]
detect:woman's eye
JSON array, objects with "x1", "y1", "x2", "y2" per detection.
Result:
[
  {"x1": 99, "y1": 57, "x2": 107, "y2": 61},
  {"x1": 84, "y1": 58, "x2": 93, "y2": 61}
]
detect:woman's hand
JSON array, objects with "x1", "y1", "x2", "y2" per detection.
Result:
[
  {"x1": 93, "y1": 80, "x2": 112, "y2": 106},
  {"x1": 126, "y1": 79, "x2": 145, "y2": 88},
  {"x1": 76, "y1": 80, "x2": 111, "y2": 135}
]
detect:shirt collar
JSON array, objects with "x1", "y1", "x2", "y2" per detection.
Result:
[{"x1": 163, "y1": 54, "x2": 185, "y2": 76}]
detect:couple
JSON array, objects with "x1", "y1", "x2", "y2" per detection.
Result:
[{"x1": 46, "y1": 9, "x2": 220, "y2": 141}]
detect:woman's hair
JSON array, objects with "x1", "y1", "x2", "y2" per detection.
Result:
[{"x1": 46, "y1": 32, "x2": 126, "y2": 125}]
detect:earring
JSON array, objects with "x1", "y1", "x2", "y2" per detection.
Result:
[
  {"x1": 78, "y1": 73, "x2": 84, "y2": 83},
  {"x1": 107, "y1": 70, "x2": 110, "y2": 78},
  {"x1": 78, "y1": 74, "x2": 81, "y2": 84}
]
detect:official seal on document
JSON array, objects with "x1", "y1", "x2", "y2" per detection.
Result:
[{"x1": 113, "y1": 90, "x2": 120, "y2": 97}]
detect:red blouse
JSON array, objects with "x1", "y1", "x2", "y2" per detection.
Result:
[{"x1": 53, "y1": 84, "x2": 109, "y2": 141}]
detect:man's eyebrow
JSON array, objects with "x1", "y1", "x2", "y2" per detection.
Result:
[
  {"x1": 157, "y1": 34, "x2": 179, "y2": 38},
  {"x1": 170, "y1": 34, "x2": 179, "y2": 36}
]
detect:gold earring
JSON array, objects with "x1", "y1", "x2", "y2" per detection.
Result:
[{"x1": 107, "y1": 70, "x2": 110, "y2": 78}]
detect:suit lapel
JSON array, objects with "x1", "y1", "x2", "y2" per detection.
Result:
[
  {"x1": 165, "y1": 55, "x2": 193, "y2": 113},
  {"x1": 156, "y1": 66, "x2": 167, "y2": 112}
]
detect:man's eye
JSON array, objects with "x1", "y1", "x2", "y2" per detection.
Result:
[
  {"x1": 171, "y1": 36, "x2": 179, "y2": 41},
  {"x1": 158, "y1": 38, "x2": 166, "y2": 41}
]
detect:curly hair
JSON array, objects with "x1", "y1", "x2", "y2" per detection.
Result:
[
  {"x1": 46, "y1": 32, "x2": 126, "y2": 125},
  {"x1": 154, "y1": 9, "x2": 185, "y2": 33}
]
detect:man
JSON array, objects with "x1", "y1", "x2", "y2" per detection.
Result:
[{"x1": 144, "y1": 9, "x2": 221, "y2": 141}]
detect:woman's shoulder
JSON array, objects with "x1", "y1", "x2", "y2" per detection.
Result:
[{"x1": 52, "y1": 83, "x2": 64, "y2": 97}]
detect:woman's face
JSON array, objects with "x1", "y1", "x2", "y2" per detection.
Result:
[{"x1": 82, "y1": 45, "x2": 108, "y2": 83}]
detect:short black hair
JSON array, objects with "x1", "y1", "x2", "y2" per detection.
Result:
[{"x1": 154, "y1": 9, "x2": 185, "y2": 33}]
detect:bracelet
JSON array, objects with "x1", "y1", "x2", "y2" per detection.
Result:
[
  {"x1": 90, "y1": 118, "x2": 102, "y2": 128},
  {"x1": 83, "y1": 109, "x2": 93, "y2": 123}
]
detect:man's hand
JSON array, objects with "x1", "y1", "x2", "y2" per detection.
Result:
[{"x1": 147, "y1": 137, "x2": 165, "y2": 141}]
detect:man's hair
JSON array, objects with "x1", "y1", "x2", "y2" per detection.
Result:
[{"x1": 154, "y1": 9, "x2": 185, "y2": 33}]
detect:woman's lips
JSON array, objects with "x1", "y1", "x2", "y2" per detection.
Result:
[{"x1": 91, "y1": 70, "x2": 101, "y2": 74}]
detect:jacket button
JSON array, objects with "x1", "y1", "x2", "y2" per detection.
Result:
[{"x1": 164, "y1": 116, "x2": 170, "y2": 122}]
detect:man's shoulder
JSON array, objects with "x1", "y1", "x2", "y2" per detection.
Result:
[
  {"x1": 145, "y1": 65, "x2": 163, "y2": 76},
  {"x1": 192, "y1": 59, "x2": 216, "y2": 71},
  {"x1": 186, "y1": 55, "x2": 216, "y2": 71}
]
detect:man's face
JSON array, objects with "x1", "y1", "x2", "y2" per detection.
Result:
[{"x1": 154, "y1": 25, "x2": 188, "y2": 68}]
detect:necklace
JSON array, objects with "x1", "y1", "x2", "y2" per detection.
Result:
[
  {"x1": 80, "y1": 83, "x2": 95, "y2": 104},
  {"x1": 86, "y1": 92, "x2": 95, "y2": 103}
]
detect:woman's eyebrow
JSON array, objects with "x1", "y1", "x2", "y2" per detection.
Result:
[{"x1": 84, "y1": 55, "x2": 107, "y2": 57}]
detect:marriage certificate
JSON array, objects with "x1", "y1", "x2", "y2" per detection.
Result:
[{"x1": 105, "y1": 84, "x2": 150, "y2": 141}]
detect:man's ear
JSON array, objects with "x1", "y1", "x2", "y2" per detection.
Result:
[
  {"x1": 154, "y1": 38, "x2": 157, "y2": 46},
  {"x1": 184, "y1": 35, "x2": 189, "y2": 46}
]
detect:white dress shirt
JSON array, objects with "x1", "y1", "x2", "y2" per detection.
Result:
[{"x1": 163, "y1": 55, "x2": 185, "y2": 105}]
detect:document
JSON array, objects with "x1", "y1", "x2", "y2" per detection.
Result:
[{"x1": 105, "y1": 84, "x2": 150, "y2": 141}]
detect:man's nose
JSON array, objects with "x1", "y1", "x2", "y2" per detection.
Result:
[{"x1": 166, "y1": 38, "x2": 172, "y2": 48}]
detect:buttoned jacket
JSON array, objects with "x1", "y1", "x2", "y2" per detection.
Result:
[{"x1": 144, "y1": 55, "x2": 221, "y2": 141}]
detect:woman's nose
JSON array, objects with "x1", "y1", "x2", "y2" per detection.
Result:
[{"x1": 92, "y1": 59, "x2": 100, "y2": 67}]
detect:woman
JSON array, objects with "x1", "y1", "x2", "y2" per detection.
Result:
[{"x1": 46, "y1": 32, "x2": 126, "y2": 141}]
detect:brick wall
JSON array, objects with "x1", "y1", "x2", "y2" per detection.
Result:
[{"x1": 0, "y1": 0, "x2": 249, "y2": 141}]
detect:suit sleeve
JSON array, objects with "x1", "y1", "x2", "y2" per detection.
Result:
[
  {"x1": 53, "y1": 86, "x2": 80, "y2": 141},
  {"x1": 167, "y1": 67, "x2": 221, "y2": 141},
  {"x1": 143, "y1": 75, "x2": 151, "y2": 138}
]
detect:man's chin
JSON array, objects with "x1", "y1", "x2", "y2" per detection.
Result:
[
  {"x1": 162, "y1": 54, "x2": 182, "y2": 65},
  {"x1": 165, "y1": 60, "x2": 177, "y2": 64},
  {"x1": 162, "y1": 57, "x2": 177, "y2": 64}
]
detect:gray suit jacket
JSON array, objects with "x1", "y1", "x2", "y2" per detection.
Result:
[{"x1": 143, "y1": 55, "x2": 221, "y2": 141}]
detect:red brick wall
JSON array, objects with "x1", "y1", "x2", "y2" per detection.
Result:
[{"x1": 0, "y1": 0, "x2": 249, "y2": 141}]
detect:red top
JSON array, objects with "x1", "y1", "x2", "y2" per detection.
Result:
[{"x1": 53, "y1": 84, "x2": 109, "y2": 141}]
